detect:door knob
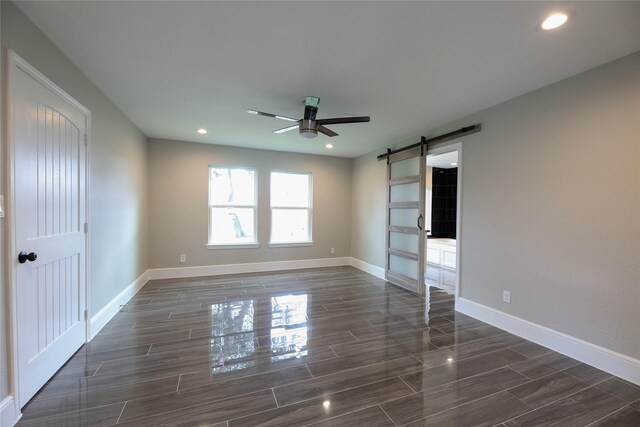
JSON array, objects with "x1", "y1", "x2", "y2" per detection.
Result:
[{"x1": 18, "y1": 251, "x2": 37, "y2": 264}]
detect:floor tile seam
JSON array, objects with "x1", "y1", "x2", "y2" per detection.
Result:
[
  {"x1": 462, "y1": 345, "x2": 533, "y2": 364},
  {"x1": 120, "y1": 386, "x2": 280, "y2": 424},
  {"x1": 23, "y1": 374, "x2": 182, "y2": 418},
  {"x1": 404, "y1": 364, "x2": 531, "y2": 396},
  {"x1": 115, "y1": 401, "x2": 127, "y2": 424},
  {"x1": 349, "y1": 325, "x2": 445, "y2": 342},
  {"x1": 588, "y1": 376, "x2": 640, "y2": 403},
  {"x1": 304, "y1": 364, "x2": 314, "y2": 378},
  {"x1": 432, "y1": 339, "x2": 518, "y2": 363},
  {"x1": 327, "y1": 345, "x2": 338, "y2": 357},
  {"x1": 89, "y1": 334, "x2": 193, "y2": 352},
  {"x1": 500, "y1": 383, "x2": 626, "y2": 426},
  {"x1": 262, "y1": 375, "x2": 416, "y2": 416},
  {"x1": 504, "y1": 366, "x2": 594, "y2": 395},
  {"x1": 87, "y1": 349, "x2": 229, "y2": 377},
  {"x1": 428, "y1": 326, "x2": 446, "y2": 336},
  {"x1": 560, "y1": 365, "x2": 614, "y2": 386},
  {"x1": 255, "y1": 327, "x2": 358, "y2": 343},
  {"x1": 398, "y1": 387, "x2": 532, "y2": 427},
  {"x1": 91, "y1": 362, "x2": 104, "y2": 377},
  {"x1": 378, "y1": 404, "x2": 400, "y2": 426},
  {"x1": 22, "y1": 398, "x2": 131, "y2": 423},
  {"x1": 507, "y1": 345, "x2": 554, "y2": 359},
  {"x1": 180, "y1": 363, "x2": 314, "y2": 392},
  {"x1": 30, "y1": 373, "x2": 182, "y2": 404},
  {"x1": 503, "y1": 365, "x2": 536, "y2": 381},
  {"x1": 335, "y1": 328, "x2": 452, "y2": 353},
  {"x1": 347, "y1": 331, "x2": 360, "y2": 342},
  {"x1": 285, "y1": 357, "x2": 424, "y2": 401},
  {"x1": 298, "y1": 403, "x2": 397, "y2": 427},
  {"x1": 436, "y1": 334, "x2": 493, "y2": 349},
  {"x1": 583, "y1": 403, "x2": 637, "y2": 427},
  {"x1": 92, "y1": 325, "x2": 192, "y2": 339},
  {"x1": 397, "y1": 375, "x2": 420, "y2": 394}
]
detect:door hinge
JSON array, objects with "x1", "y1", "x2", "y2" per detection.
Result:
[
  {"x1": 84, "y1": 222, "x2": 89, "y2": 234},
  {"x1": 84, "y1": 134, "x2": 88, "y2": 145},
  {"x1": 84, "y1": 309, "x2": 88, "y2": 321}
]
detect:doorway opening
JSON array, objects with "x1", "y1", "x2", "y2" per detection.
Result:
[{"x1": 425, "y1": 148, "x2": 459, "y2": 296}]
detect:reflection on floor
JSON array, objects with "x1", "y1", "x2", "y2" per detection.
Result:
[
  {"x1": 18, "y1": 267, "x2": 640, "y2": 426},
  {"x1": 426, "y1": 263, "x2": 456, "y2": 294}
]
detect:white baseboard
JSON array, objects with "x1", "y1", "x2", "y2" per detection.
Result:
[
  {"x1": 89, "y1": 270, "x2": 150, "y2": 340},
  {"x1": 349, "y1": 257, "x2": 385, "y2": 280},
  {"x1": 147, "y1": 257, "x2": 352, "y2": 280},
  {"x1": 0, "y1": 396, "x2": 20, "y2": 427},
  {"x1": 456, "y1": 297, "x2": 640, "y2": 386}
]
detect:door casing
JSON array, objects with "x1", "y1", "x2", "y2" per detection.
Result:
[{"x1": 425, "y1": 141, "x2": 463, "y2": 303}]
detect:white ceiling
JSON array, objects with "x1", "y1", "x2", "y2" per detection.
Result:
[
  {"x1": 16, "y1": 1, "x2": 640, "y2": 158},
  {"x1": 428, "y1": 151, "x2": 458, "y2": 169}
]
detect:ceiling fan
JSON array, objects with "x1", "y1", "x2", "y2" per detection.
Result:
[{"x1": 247, "y1": 96, "x2": 370, "y2": 138}]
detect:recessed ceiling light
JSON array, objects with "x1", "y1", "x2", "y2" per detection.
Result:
[
  {"x1": 196, "y1": 128, "x2": 207, "y2": 134},
  {"x1": 325, "y1": 143, "x2": 334, "y2": 149},
  {"x1": 541, "y1": 13, "x2": 568, "y2": 30},
  {"x1": 323, "y1": 401, "x2": 331, "y2": 409},
  {"x1": 447, "y1": 357, "x2": 454, "y2": 363},
  {"x1": 451, "y1": 162, "x2": 458, "y2": 166}
]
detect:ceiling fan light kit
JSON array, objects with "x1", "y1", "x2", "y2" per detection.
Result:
[{"x1": 247, "y1": 96, "x2": 370, "y2": 139}]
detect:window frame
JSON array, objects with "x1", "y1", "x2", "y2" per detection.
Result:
[
  {"x1": 269, "y1": 170, "x2": 313, "y2": 247},
  {"x1": 206, "y1": 165, "x2": 259, "y2": 249}
]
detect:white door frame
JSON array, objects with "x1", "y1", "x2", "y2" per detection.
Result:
[
  {"x1": 425, "y1": 141, "x2": 463, "y2": 304},
  {"x1": 5, "y1": 50, "x2": 91, "y2": 410}
]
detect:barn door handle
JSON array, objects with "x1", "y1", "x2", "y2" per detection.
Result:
[
  {"x1": 417, "y1": 214, "x2": 423, "y2": 231},
  {"x1": 18, "y1": 251, "x2": 37, "y2": 264}
]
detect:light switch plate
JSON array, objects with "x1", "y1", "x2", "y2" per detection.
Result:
[{"x1": 0, "y1": 195, "x2": 4, "y2": 218}]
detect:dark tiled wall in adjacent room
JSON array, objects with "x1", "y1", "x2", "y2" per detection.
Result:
[{"x1": 430, "y1": 167, "x2": 457, "y2": 238}]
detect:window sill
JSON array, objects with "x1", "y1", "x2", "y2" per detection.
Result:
[
  {"x1": 268, "y1": 241, "x2": 314, "y2": 248},
  {"x1": 206, "y1": 243, "x2": 260, "y2": 250}
]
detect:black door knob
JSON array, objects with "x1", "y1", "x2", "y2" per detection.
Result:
[{"x1": 18, "y1": 251, "x2": 37, "y2": 264}]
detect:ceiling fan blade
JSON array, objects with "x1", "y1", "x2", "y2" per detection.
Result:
[
  {"x1": 316, "y1": 116, "x2": 371, "y2": 126},
  {"x1": 247, "y1": 109, "x2": 299, "y2": 122},
  {"x1": 273, "y1": 124, "x2": 300, "y2": 134},
  {"x1": 318, "y1": 125, "x2": 338, "y2": 137}
]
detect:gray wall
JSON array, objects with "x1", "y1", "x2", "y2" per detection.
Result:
[
  {"x1": 351, "y1": 52, "x2": 640, "y2": 360},
  {"x1": 351, "y1": 150, "x2": 386, "y2": 269},
  {"x1": 1, "y1": 0, "x2": 149, "y2": 402},
  {"x1": 148, "y1": 139, "x2": 352, "y2": 269}
]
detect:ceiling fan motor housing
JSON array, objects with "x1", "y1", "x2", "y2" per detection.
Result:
[{"x1": 300, "y1": 105, "x2": 319, "y2": 138}]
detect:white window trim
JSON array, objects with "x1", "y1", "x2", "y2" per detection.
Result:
[
  {"x1": 208, "y1": 165, "x2": 258, "y2": 248},
  {"x1": 269, "y1": 170, "x2": 313, "y2": 245},
  {"x1": 206, "y1": 242, "x2": 261, "y2": 250},
  {"x1": 268, "y1": 241, "x2": 314, "y2": 248}
]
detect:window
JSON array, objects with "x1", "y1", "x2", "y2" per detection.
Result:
[
  {"x1": 270, "y1": 171, "x2": 312, "y2": 245},
  {"x1": 208, "y1": 166, "x2": 257, "y2": 246}
]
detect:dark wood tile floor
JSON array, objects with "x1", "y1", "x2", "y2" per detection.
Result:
[{"x1": 17, "y1": 266, "x2": 640, "y2": 426}]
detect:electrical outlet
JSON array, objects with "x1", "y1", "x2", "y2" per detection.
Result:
[
  {"x1": 330, "y1": 247, "x2": 335, "y2": 254},
  {"x1": 180, "y1": 254, "x2": 186, "y2": 263},
  {"x1": 502, "y1": 290, "x2": 511, "y2": 304}
]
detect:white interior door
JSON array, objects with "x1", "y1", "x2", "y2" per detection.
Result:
[
  {"x1": 385, "y1": 146, "x2": 426, "y2": 295},
  {"x1": 10, "y1": 55, "x2": 88, "y2": 407}
]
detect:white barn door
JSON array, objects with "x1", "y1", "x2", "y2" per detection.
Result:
[{"x1": 9, "y1": 53, "x2": 89, "y2": 407}]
